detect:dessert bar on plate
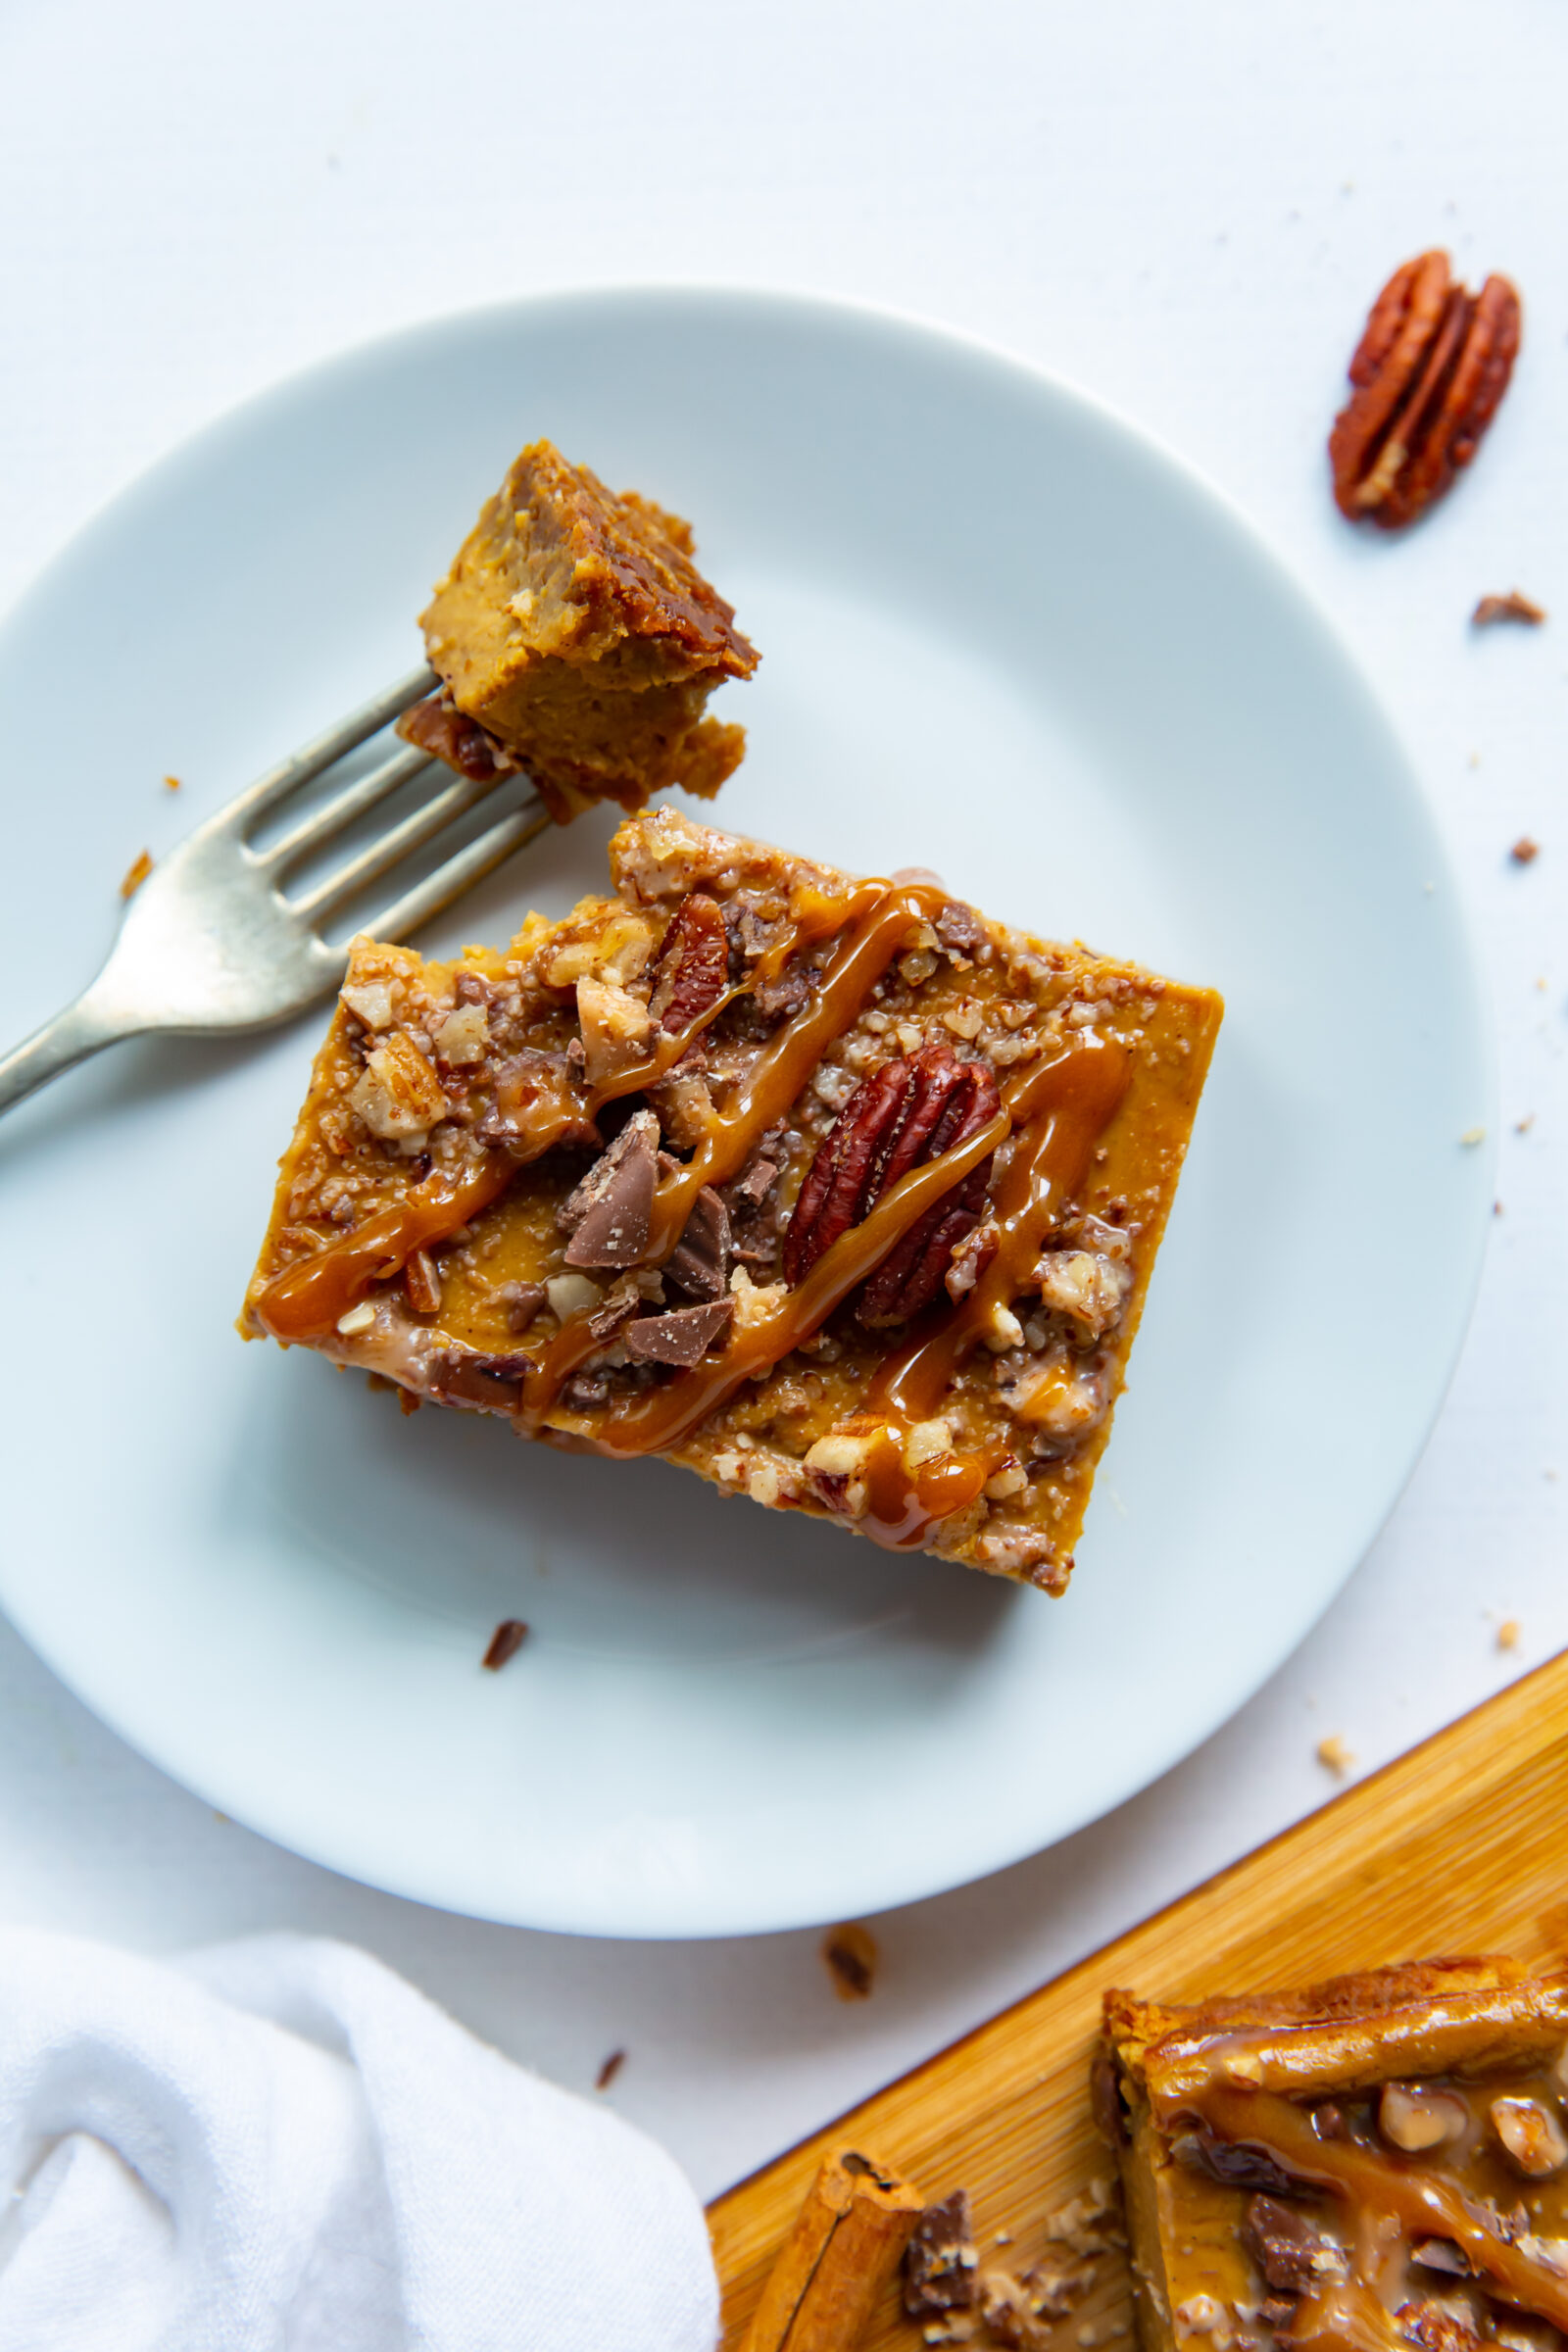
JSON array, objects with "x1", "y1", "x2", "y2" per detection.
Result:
[
  {"x1": 243, "y1": 809, "x2": 1220, "y2": 1587},
  {"x1": 1102, "y1": 1960, "x2": 1568, "y2": 2352},
  {"x1": 398, "y1": 439, "x2": 759, "y2": 822}
]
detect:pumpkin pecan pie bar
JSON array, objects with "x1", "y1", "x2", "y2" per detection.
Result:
[
  {"x1": 1102, "y1": 1961, "x2": 1568, "y2": 2352},
  {"x1": 398, "y1": 440, "x2": 759, "y2": 823},
  {"x1": 242, "y1": 809, "x2": 1220, "y2": 1588}
]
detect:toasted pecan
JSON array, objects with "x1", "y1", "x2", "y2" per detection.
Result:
[
  {"x1": 650, "y1": 891, "x2": 729, "y2": 1035},
  {"x1": 1330, "y1": 251, "x2": 1521, "y2": 528},
  {"x1": 783, "y1": 1043, "x2": 1001, "y2": 1323}
]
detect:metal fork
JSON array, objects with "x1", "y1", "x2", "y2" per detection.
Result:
[{"x1": 0, "y1": 666, "x2": 552, "y2": 1116}]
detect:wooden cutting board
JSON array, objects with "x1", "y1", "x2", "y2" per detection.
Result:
[{"x1": 709, "y1": 1645, "x2": 1568, "y2": 2348}]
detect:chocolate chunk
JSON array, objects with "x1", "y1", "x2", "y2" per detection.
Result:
[
  {"x1": 904, "y1": 2191, "x2": 978, "y2": 2319},
  {"x1": 498, "y1": 1281, "x2": 547, "y2": 1336},
  {"x1": 666, "y1": 1184, "x2": 730, "y2": 1300},
  {"x1": 481, "y1": 1618, "x2": 528, "y2": 1671},
  {"x1": 587, "y1": 1281, "x2": 642, "y2": 1343},
  {"x1": 1410, "y1": 2240, "x2": 1471, "y2": 2278},
  {"x1": 624, "y1": 1298, "x2": 735, "y2": 1366},
  {"x1": 935, "y1": 899, "x2": 986, "y2": 956},
  {"x1": 562, "y1": 1110, "x2": 659, "y2": 1269},
  {"x1": 1171, "y1": 2131, "x2": 1312, "y2": 2199},
  {"x1": 729, "y1": 1154, "x2": 778, "y2": 1209},
  {"x1": 430, "y1": 1348, "x2": 532, "y2": 1413},
  {"x1": 1243, "y1": 2196, "x2": 1347, "y2": 2294}
]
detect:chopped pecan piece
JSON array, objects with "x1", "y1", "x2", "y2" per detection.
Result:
[
  {"x1": 1474, "y1": 590, "x2": 1545, "y2": 627},
  {"x1": 905, "y1": 2191, "x2": 978, "y2": 2319},
  {"x1": 1379, "y1": 2082, "x2": 1466, "y2": 2152},
  {"x1": 784, "y1": 1043, "x2": 1001, "y2": 1324},
  {"x1": 1330, "y1": 250, "x2": 1522, "y2": 529},
  {"x1": 398, "y1": 686, "x2": 519, "y2": 782},
  {"x1": 404, "y1": 1247, "x2": 442, "y2": 1315},
  {"x1": 934, "y1": 899, "x2": 986, "y2": 957},
  {"x1": 561, "y1": 1110, "x2": 660, "y2": 1270},
  {"x1": 624, "y1": 1298, "x2": 734, "y2": 1365},
  {"x1": 1492, "y1": 2094, "x2": 1568, "y2": 2177},
  {"x1": 1243, "y1": 2196, "x2": 1347, "y2": 2294},
  {"x1": 481, "y1": 1618, "x2": 528, "y2": 1670},
  {"x1": 1400, "y1": 2302, "x2": 1488, "y2": 2352},
  {"x1": 497, "y1": 1280, "x2": 547, "y2": 1335},
  {"x1": 649, "y1": 891, "x2": 729, "y2": 1035}
]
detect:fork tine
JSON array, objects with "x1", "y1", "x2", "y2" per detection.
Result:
[
  {"x1": 220, "y1": 664, "x2": 437, "y2": 830},
  {"x1": 357, "y1": 795, "x2": 554, "y2": 943},
  {"x1": 259, "y1": 741, "x2": 434, "y2": 873},
  {"x1": 288, "y1": 760, "x2": 519, "y2": 921}
]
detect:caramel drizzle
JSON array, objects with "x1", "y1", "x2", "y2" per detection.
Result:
[
  {"x1": 851, "y1": 1032, "x2": 1131, "y2": 1549},
  {"x1": 871, "y1": 1032, "x2": 1132, "y2": 1424},
  {"x1": 536, "y1": 1033, "x2": 1132, "y2": 1556},
  {"x1": 528, "y1": 1100, "x2": 1010, "y2": 1453},
  {"x1": 1184, "y1": 2083, "x2": 1568, "y2": 2346},
  {"x1": 254, "y1": 875, "x2": 941, "y2": 1344},
  {"x1": 260, "y1": 877, "x2": 1135, "y2": 1550}
]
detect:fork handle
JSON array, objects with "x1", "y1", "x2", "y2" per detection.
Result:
[{"x1": 0, "y1": 988, "x2": 139, "y2": 1117}]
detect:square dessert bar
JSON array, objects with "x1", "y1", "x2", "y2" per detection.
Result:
[
  {"x1": 1102, "y1": 1961, "x2": 1568, "y2": 2352},
  {"x1": 398, "y1": 440, "x2": 759, "y2": 823},
  {"x1": 243, "y1": 809, "x2": 1220, "y2": 1589}
]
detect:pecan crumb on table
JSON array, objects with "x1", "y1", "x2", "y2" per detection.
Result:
[
  {"x1": 1510, "y1": 838, "x2": 1540, "y2": 866},
  {"x1": 239, "y1": 808, "x2": 1220, "y2": 1590},
  {"x1": 480, "y1": 1618, "x2": 528, "y2": 1671},
  {"x1": 1497, "y1": 1618, "x2": 1521, "y2": 1651},
  {"x1": 119, "y1": 848, "x2": 153, "y2": 899},
  {"x1": 594, "y1": 2048, "x2": 625, "y2": 2091},
  {"x1": 1474, "y1": 591, "x2": 1546, "y2": 627},
  {"x1": 823, "y1": 1922, "x2": 879, "y2": 2001},
  {"x1": 1315, "y1": 1734, "x2": 1354, "y2": 1777}
]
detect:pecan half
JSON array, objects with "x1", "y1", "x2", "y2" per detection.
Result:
[
  {"x1": 649, "y1": 892, "x2": 729, "y2": 1036},
  {"x1": 1330, "y1": 250, "x2": 1521, "y2": 529},
  {"x1": 783, "y1": 1043, "x2": 1001, "y2": 1323},
  {"x1": 397, "y1": 687, "x2": 519, "y2": 782}
]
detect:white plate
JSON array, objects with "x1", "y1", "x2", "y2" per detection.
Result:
[{"x1": 0, "y1": 290, "x2": 1491, "y2": 1937}]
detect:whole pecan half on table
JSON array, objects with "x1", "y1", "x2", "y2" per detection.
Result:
[
  {"x1": 784, "y1": 1042, "x2": 1001, "y2": 1324},
  {"x1": 1329, "y1": 250, "x2": 1521, "y2": 529}
]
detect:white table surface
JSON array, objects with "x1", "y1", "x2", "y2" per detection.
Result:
[{"x1": 2, "y1": 0, "x2": 1565, "y2": 2205}]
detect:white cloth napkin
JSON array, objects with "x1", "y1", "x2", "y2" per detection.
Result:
[{"x1": 0, "y1": 1927, "x2": 719, "y2": 2351}]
